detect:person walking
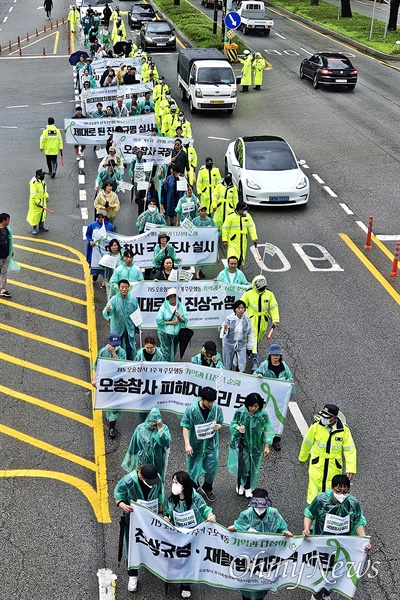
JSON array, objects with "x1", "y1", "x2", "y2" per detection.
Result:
[
  {"x1": 0, "y1": 213, "x2": 13, "y2": 298},
  {"x1": 221, "y1": 299, "x2": 255, "y2": 372},
  {"x1": 153, "y1": 232, "x2": 180, "y2": 271},
  {"x1": 252, "y1": 52, "x2": 267, "y2": 90},
  {"x1": 303, "y1": 474, "x2": 371, "y2": 600},
  {"x1": 190, "y1": 341, "x2": 224, "y2": 369},
  {"x1": 162, "y1": 166, "x2": 184, "y2": 226},
  {"x1": 299, "y1": 404, "x2": 357, "y2": 504},
  {"x1": 196, "y1": 157, "x2": 221, "y2": 215},
  {"x1": 92, "y1": 332, "x2": 126, "y2": 438},
  {"x1": 103, "y1": 279, "x2": 139, "y2": 360},
  {"x1": 85, "y1": 211, "x2": 114, "y2": 288},
  {"x1": 136, "y1": 199, "x2": 166, "y2": 234},
  {"x1": 27, "y1": 169, "x2": 50, "y2": 236},
  {"x1": 211, "y1": 173, "x2": 238, "y2": 228},
  {"x1": 134, "y1": 335, "x2": 164, "y2": 362},
  {"x1": 175, "y1": 185, "x2": 199, "y2": 226},
  {"x1": 221, "y1": 201, "x2": 258, "y2": 267},
  {"x1": 94, "y1": 181, "x2": 120, "y2": 227},
  {"x1": 109, "y1": 250, "x2": 143, "y2": 293},
  {"x1": 254, "y1": 343, "x2": 295, "y2": 451},
  {"x1": 181, "y1": 386, "x2": 223, "y2": 503},
  {"x1": 240, "y1": 49, "x2": 252, "y2": 93},
  {"x1": 40, "y1": 118, "x2": 63, "y2": 179},
  {"x1": 240, "y1": 275, "x2": 279, "y2": 372},
  {"x1": 44, "y1": 0, "x2": 53, "y2": 20},
  {"x1": 216, "y1": 256, "x2": 250, "y2": 285},
  {"x1": 227, "y1": 393, "x2": 274, "y2": 498},
  {"x1": 156, "y1": 287, "x2": 188, "y2": 362},
  {"x1": 67, "y1": 5, "x2": 79, "y2": 33},
  {"x1": 72, "y1": 106, "x2": 86, "y2": 160}
]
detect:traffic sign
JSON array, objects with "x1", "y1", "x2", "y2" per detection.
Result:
[{"x1": 225, "y1": 11, "x2": 241, "y2": 30}]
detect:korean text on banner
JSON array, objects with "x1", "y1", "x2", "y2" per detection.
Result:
[{"x1": 64, "y1": 115, "x2": 155, "y2": 145}]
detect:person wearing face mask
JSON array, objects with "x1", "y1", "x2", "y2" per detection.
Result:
[
  {"x1": 211, "y1": 173, "x2": 238, "y2": 228},
  {"x1": 221, "y1": 300, "x2": 255, "y2": 372},
  {"x1": 228, "y1": 393, "x2": 274, "y2": 498},
  {"x1": 136, "y1": 199, "x2": 166, "y2": 234},
  {"x1": 114, "y1": 463, "x2": 164, "y2": 593},
  {"x1": 121, "y1": 408, "x2": 171, "y2": 478},
  {"x1": 27, "y1": 169, "x2": 50, "y2": 235},
  {"x1": 222, "y1": 201, "x2": 258, "y2": 268},
  {"x1": 228, "y1": 489, "x2": 292, "y2": 600},
  {"x1": 191, "y1": 341, "x2": 224, "y2": 369},
  {"x1": 303, "y1": 474, "x2": 371, "y2": 600},
  {"x1": 254, "y1": 343, "x2": 295, "y2": 451},
  {"x1": 164, "y1": 471, "x2": 216, "y2": 598},
  {"x1": 240, "y1": 276, "x2": 279, "y2": 372},
  {"x1": 299, "y1": 404, "x2": 357, "y2": 504},
  {"x1": 196, "y1": 157, "x2": 221, "y2": 215},
  {"x1": 181, "y1": 386, "x2": 223, "y2": 503}
]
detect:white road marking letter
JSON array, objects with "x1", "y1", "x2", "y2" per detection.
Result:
[{"x1": 292, "y1": 243, "x2": 343, "y2": 271}]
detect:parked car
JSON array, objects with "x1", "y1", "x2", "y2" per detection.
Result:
[
  {"x1": 300, "y1": 52, "x2": 358, "y2": 90},
  {"x1": 225, "y1": 136, "x2": 309, "y2": 207},
  {"x1": 201, "y1": 0, "x2": 222, "y2": 8},
  {"x1": 140, "y1": 20, "x2": 176, "y2": 51},
  {"x1": 128, "y1": 4, "x2": 156, "y2": 28}
]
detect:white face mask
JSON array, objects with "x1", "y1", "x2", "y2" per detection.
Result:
[
  {"x1": 171, "y1": 483, "x2": 183, "y2": 496},
  {"x1": 333, "y1": 492, "x2": 349, "y2": 503},
  {"x1": 320, "y1": 417, "x2": 331, "y2": 426},
  {"x1": 254, "y1": 507, "x2": 266, "y2": 516},
  {"x1": 148, "y1": 206, "x2": 156, "y2": 213}
]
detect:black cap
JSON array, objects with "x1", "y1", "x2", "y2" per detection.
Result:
[
  {"x1": 319, "y1": 404, "x2": 339, "y2": 418},
  {"x1": 140, "y1": 464, "x2": 159, "y2": 487},
  {"x1": 203, "y1": 341, "x2": 217, "y2": 353}
]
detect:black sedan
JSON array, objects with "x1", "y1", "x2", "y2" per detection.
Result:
[
  {"x1": 140, "y1": 21, "x2": 176, "y2": 51},
  {"x1": 128, "y1": 4, "x2": 157, "y2": 28},
  {"x1": 300, "y1": 52, "x2": 358, "y2": 90}
]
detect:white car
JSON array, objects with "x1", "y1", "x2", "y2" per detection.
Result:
[{"x1": 225, "y1": 135, "x2": 309, "y2": 206}]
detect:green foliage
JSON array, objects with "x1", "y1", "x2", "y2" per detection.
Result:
[{"x1": 271, "y1": 0, "x2": 399, "y2": 54}]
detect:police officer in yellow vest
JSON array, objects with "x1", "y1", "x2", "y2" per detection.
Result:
[
  {"x1": 252, "y1": 51, "x2": 267, "y2": 91},
  {"x1": 40, "y1": 117, "x2": 63, "y2": 179},
  {"x1": 240, "y1": 49, "x2": 252, "y2": 93},
  {"x1": 221, "y1": 201, "x2": 257, "y2": 266},
  {"x1": 212, "y1": 173, "x2": 238, "y2": 228},
  {"x1": 196, "y1": 157, "x2": 221, "y2": 215},
  {"x1": 27, "y1": 169, "x2": 50, "y2": 236},
  {"x1": 299, "y1": 404, "x2": 357, "y2": 504}
]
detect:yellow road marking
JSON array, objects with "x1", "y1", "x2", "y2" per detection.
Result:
[
  {"x1": 13, "y1": 244, "x2": 81, "y2": 264},
  {"x1": 0, "y1": 352, "x2": 92, "y2": 390},
  {"x1": 0, "y1": 299, "x2": 88, "y2": 329},
  {"x1": 0, "y1": 385, "x2": 93, "y2": 427},
  {"x1": 8, "y1": 31, "x2": 60, "y2": 56},
  {"x1": 0, "y1": 426, "x2": 96, "y2": 471},
  {"x1": 53, "y1": 30, "x2": 59, "y2": 54},
  {"x1": 7, "y1": 280, "x2": 87, "y2": 305},
  {"x1": 0, "y1": 471, "x2": 110, "y2": 523},
  {"x1": 371, "y1": 233, "x2": 395, "y2": 262},
  {"x1": 0, "y1": 323, "x2": 90, "y2": 357},
  {"x1": 16, "y1": 262, "x2": 85, "y2": 284},
  {"x1": 340, "y1": 234, "x2": 400, "y2": 305}
]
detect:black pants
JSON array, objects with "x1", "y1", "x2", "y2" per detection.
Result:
[
  {"x1": 46, "y1": 154, "x2": 58, "y2": 177},
  {"x1": 45, "y1": 8, "x2": 51, "y2": 17}
]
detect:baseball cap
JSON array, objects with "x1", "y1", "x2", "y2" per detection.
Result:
[
  {"x1": 166, "y1": 287, "x2": 177, "y2": 298},
  {"x1": 140, "y1": 464, "x2": 159, "y2": 487},
  {"x1": 108, "y1": 333, "x2": 121, "y2": 347},
  {"x1": 319, "y1": 404, "x2": 339, "y2": 418}
]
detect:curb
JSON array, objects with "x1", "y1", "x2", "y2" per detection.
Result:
[{"x1": 266, "y1": 1, "x2": 400, "y2": 62}]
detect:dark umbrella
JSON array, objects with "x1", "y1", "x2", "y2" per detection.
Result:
[
  {"x1": 113, "y1": 41, "x2": 132, "y2": 55},
  {"x1": 177, "y1": 327, "x2": 194, "y2": 359},
  {"x1": 68, "y1": 50, "x2": 89, "y2": 65}
]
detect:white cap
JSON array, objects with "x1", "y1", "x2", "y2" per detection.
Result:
[
  {"x1": 243, "y1": 50, "x2": 251, "y2": 55},
  {"x1": 166, "y1": 287, "x2": 178, "y2": 297}
]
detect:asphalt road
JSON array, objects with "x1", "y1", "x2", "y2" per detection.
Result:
[{"x1": 0, "y1": 2, "x2": 399, "y2": 600}]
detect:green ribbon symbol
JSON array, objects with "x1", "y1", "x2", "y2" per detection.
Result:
[
  {"x1": 312, "y1": 538, "x2": 360, "y2": 588},
  {"x1": 65, "y1": 120, "x2": 79, "y2": 144},
  {"x1": 261, "y1": 381, "x2": 285, "y2": 424}
]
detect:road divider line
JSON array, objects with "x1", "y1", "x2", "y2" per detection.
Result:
[
  {"x1": 208, "y1": 136, "x2": 230, "y2": 141},
  {"x1": 15, "y1": 262, "x2": 85, "y2": 284},
  {"x1": 6, "y1": 104, "x2": 29, "y2": 108},
  {"x1": 13, "y1": 244, "x2": 82, "y2": 264},
  {"x1": 274, "y1": 31, "x2": 286, "y2": 38},
  {"x1": 339, "y1": 202, "x2": 354, "y2": 215},
  {"x1": 79, "y1": 174, "x2": 85, "y2": 184},
  {"x1": 6, "y1": 280, "x2": 87, "y2": 304},
  {"x1": 0, "y1": 301, "x2": 88, "y2": 329},
  {"x1": 0, "y1": 384, "x2": 93, "y2": 427},
  {"x1": 81, "y1": 207, "x2": 89, "y2": 219},
  {"x1": 288, "y1": 402, "x2": 309, "y2": 437},
  {"x1": 339, "y1": 234, "x2": 400, "y2": 305},
  {"x1": 53, "y1": 30, "x2": 59, "y2": 54},
  {"x1": 356, "y1": 220, "x2": 368, "y2": 233},
  {"x1": 41, "y1": 101, "x2": 63, "y2": 105},
  {"x1": 0, "y1": 352, "x2": 93, "y2": 389},
  {"x1": 0, "y1": 425, "x2": 96, "y2": 471},
  {"x1": 300, "y1": 47, "x2": 312, "y2": 54},
  {"x1": 370, "y1": 233, "x2": 395, "y2": 262},
  {"x1": 312, "y1": 173, "x2": 325, "y2": 184},
  {"x1": 323, "y1": 185, "x2": 337, "y2": 197},
  {"x1": 0, "y1": 323, "x2": 90, "y2": 357},
  {"x1": 376, "y1": 235, "x2": 400, "y2": 241}
]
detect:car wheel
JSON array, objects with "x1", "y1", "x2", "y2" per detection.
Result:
[
  {"x1": 347, "y1": 84, "x2": 356, "y2": 91},
  {"x1": 226, "y1": 109, "x2": 233, "y2": 114},
  {"x1": 312, "y1": 74, "x2": 319, "y2": 89},
  {"x1": 238, "y1": 181, "x2": 243, "y2": 202},
  {"x1": 300, "y1": 65, "x2": 304, "y2": 79},
  {"x1": 265, "y1": 29, "x2": 270, "y2": 36},
  {"x1": 243, "y1": 26, "x2": 248, "y2": 35},
  {"x1": 189, "y1": 96, "x2": 197, "y2": 114},
  {"x1": 180, "y1": 87, "x2": 187, "y2": 102}
]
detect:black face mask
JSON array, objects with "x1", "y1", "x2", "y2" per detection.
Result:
[
  {"x1": 224, "y1": 177, "x2": 232, "y2": 186},
  {"x1": 38, "y1": 174, "x2": 45, "y2": 181},
  {"x1": 206, "y1": 163, "x2": 213, "y2": 170}
]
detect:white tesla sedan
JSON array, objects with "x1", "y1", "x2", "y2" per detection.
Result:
[{"x1": 225, "y1": 135, "x2": 309, "y2": 206}]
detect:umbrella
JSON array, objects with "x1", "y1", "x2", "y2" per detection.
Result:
[
  {"x1": 177, "y1": 327, "x2": 194, "y2": 359},
  {"x1": 68, "y1": 50, "x2": 89, "y2": 65},
  {"x1": 113, "y1": 41, "x2": 132, "y2": 55}
]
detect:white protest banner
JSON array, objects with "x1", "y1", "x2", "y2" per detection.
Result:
[
  {"x1": 130, "y1": 280, "x2": 244, "y2": 328},
  {"x1": 90, "y1": 57, "x2": 143, "y2": 73},
  {"x1": 64, "y1": 115, "x2": 155, "y2": 145},
  {"x1": 128, "y1": 505, "x2": 369, "y2": 597},
  {"x1": 113, "y1": 133, "x2": 194, "y2": 164},
  {"x1": 81, "y1": 83, "x2": 153, "y2": 115},
  {"x1": 94, "y1": 360, "x2": 291, "y2": 433},
  {"x1": 90, "y1": 227, "x2": 219, "y2": 269}
]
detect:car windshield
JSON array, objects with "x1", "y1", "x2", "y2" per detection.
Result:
[
  {"x1": 197, "y1": 67, "x2": 235, "y2": 85},
  {"x1": 146, "y1": 22, "x2": 172, "y2": 33},
  {"x1": 326, "y1": 58, "x2": 353, "y2": 69},
  {"x1": 134, "y1": 7, "x2": 153, "y2": 14},
  {"x1": 244, "y1": 140, "x2": 297, "y2": 171}
]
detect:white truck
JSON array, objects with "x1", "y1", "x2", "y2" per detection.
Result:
[
  {"x1": 177, "y1": 48, "x2": 240, "y2": 115},
  {"x1": 236, "y1": 1, "x2": 274, "y2": 36}
]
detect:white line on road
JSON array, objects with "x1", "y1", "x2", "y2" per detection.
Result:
[
  {"x1": 0, "y1": 126, "x2": 18, "y2": 129},
  {"x1": 6, "y1": 104, "x2": 29, "y2": 108},
  {"x1": 81, "y1": 207, "x2": 89, "y2": 220},
  {"x1": 79, "y1": 159, "x2": 85, "y2": 169},
  {"x1": 208, "y1": 136, "x2": 230, "y2": 141},
  {"x1": 274, "y1": 32, "x2": 286, "y2": 39},
  {"x1": 82, "y1": 226, "x2": 87, "y2": 240},
  {"x1": 323, "y1": 185, "x2": 338, "y2": 198},
  {"x1": 376, "y1": 235, "x2": 400, "y2": 241},
  {"x1": 300, "y1": 47, "x2": 312, "y2": 55},
  {"x1": 41, "y1": 101, "x2": 63, "y2": 105},
  {"x1": 312, "y1": 173, "x2": 325, "y2": 184},
  {"x1": 356, "y1": 220, "x2": 368, "y2": 233},
  {"x1": 79, "y1": 190, "x2": 87, "y2": 201},
  {"x1": 339, "y1": 202, "x2": 354, "y2": 215},
  {"x1": 9, "y1": 6, "x2": 13, "y2": 11},
  {"x1": 289, "y1": 402, "x2": 309, "y2": 437},
  {"x1": 302, "y1": 164, "x2": 309, "y2": 169},
  {"x1": 3, "y1": 16, "x2": 8, "y2": 22},
  {"x1": 78, "y1": 174, "x2": 85, "y2": 184}
]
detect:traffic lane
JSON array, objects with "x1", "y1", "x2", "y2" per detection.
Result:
[{"x1": 0, "y1": 1, "x2": 67, "y2": 48}]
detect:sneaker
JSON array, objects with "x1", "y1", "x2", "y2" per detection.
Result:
[
  {"x1": 80, "y1": 151, "x2": 85, "y2": 158},
  {"x1": 200, "y1": 487, "x2": 216, "y2": 502},
  {"x1": 236, "y1": 485, "x2": 244, "y2": 496},
  {"x1": 0, "y1": 290, "x2": 11, "y2": 298},
  {"x1": 76, "y1": 156, "x2": 80, "y2": 161},
  {"x1": 127, "y1": 575, "x2": 138, "y2": 592},
  {"x1": 181, "y1": 591, "x2": 191, "y2": 599},
  {"x1": 272, "y1": 436, "x2": 281, "y2": 451},
  {"x1": 244, "y1": 488, "x2": 253, "y2": 498},
  {"x1": 32, "y1": 226, "x2": 38, "y2": 235}
]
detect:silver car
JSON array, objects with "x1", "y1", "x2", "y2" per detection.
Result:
[{"x1": 225, "y1": 135, "x2": 309, "y2": 206}]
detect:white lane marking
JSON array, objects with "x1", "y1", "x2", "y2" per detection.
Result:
[
  {"x1": 323, "y1": 185, "x2": 337, "y2": 198},
  {"x1": 356, "y1": 220, "x2": 368, "y2": 233},
  {"x1": 208, "y1": 136, "x2": 230, "y2": 141},
  {"x1": 0, "y1": 126, "x2": 18, "y2": 129},
  {"x1": 69, "y1": 99, "x2": 77, "y2": 102},
  {"x1": 300, "y1": 47, "x2": 312, "y2": 55},
  {"x1": 79, "y1": 159, "x2": 85, "y2": 169},
  {"x1": 289, "y1": 402, "x2": 309, "y2": 437},
  {"x1": 6, "y1": 104, "x2": 29, "y2": 108},
  {"x1": 41, "y1": 101, "x2": 63, "y2": 105},
  {"x1": 339, "y1": 203, "x2": 354, "y2": 215},
  {"x1": 82, "y1": 226, "x2": 87, "y2": 240},
  {"x1": 302, "y1": 164, "x2": 309, "y2": 169},
  {"x1": 79, "y1": 190, "x2": 87, "y2": 201},
  {"x1": 274, "y1": 32, "x2": 286, "y2": 39},
  {"x1": 3, "y1": 16, "x2": 8, "y2": 22},
  {"x1": 293, "y1": 243, "x2": 344, "y2": 271},
  {"x1": 81, "y1": 207, "x2": 89, "y2": 219},
  {"x1": 312, "y1": 173, "x2": 325, "y2": 184},
  {"x1": 78, "y1": 174, "x2": 85, "y2": 184},
  {"x1": 9, "y1": 6, "x2": 13, "y2": 12},
  {"x1": 376, "y1": 235, "x2": 400, "y2": 241}
]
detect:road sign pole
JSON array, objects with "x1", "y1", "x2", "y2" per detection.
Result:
[
  {"x1": 222, "y1": 0, "x2": 227, "y2": 43},
  {"x1": 213, "y1": 0, "x2": 218, "y2": 35}
]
